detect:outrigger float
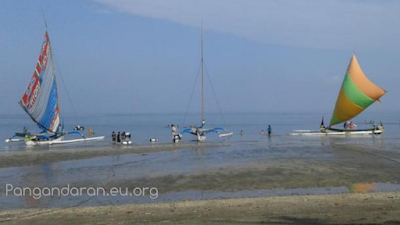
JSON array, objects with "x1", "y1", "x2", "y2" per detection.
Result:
[
  {"x1": 5, "y1": 30, "x2": 104, "y2": 145},
  {"x1": 290, "y1": 55, "x2": 386, "y2": 136}
]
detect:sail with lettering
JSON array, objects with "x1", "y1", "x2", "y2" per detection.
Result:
[
  {"x1": 330, "y1": 55, "x2": 386, "y2": 126},
  {"x1": 5, "y1": 30, "x2": 105, "y2": 145},
  {"x1": 19, "y1": 31, "x2": 63, "y2": 133}
]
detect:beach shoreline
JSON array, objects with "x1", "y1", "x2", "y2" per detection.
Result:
[{"x1": 0, "y1": 192, "x2": 399, "y2": 225}]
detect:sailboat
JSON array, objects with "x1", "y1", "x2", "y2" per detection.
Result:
[
  {"x1": 5, "y1": 31, "x2": 105, "y2": 145},
  {"x1": 179, "y1": 25, "x2": 233, "y2": 142},
  {"x1": 290, "y1": 55, "x2": 386, "y2": 136}
]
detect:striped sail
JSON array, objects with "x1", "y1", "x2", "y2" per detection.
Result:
[
  {"x1": 20, "y1": 31, "x2": 62, "y2": 133},
  {"x1": 330, "y1": 55, "x2": 386, "y2": 126}
]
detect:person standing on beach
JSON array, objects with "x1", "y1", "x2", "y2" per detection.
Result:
[{"x1": 267, "y1": 125, "x2": 272, "y2": 136}]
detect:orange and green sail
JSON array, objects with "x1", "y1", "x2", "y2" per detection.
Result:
[{"x1": 330, "y1": 55, "x2": 386, "y2": 126}]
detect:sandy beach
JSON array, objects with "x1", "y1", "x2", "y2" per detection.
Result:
[{"x1": 0, "y1": 192, "x2": 399, "y2": 225}]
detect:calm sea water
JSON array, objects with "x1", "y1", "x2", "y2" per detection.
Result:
[{"x1": 0, "y1": 111, "x2": 399, "y2": 151}]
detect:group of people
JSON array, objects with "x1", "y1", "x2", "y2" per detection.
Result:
[
  {"x1": 343, "y1": 121, "x2": 357, "y2": 129},
  {"x1": 74, "y1": 125, "x2": 94, "y2": 137},
  {"x1": 260, "y1": 125, "x2": 272, "y2": 136},
  {"x1": 110, "y1": 124, "x2": 275, "y2": 144},
  {"x1": 111, "y1": 131, "x2": 131, "y2": 143},
  {"x1": 170, "y1": 124, "x2": 182, "y2": 143}
]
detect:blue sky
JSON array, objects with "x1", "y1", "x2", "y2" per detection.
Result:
[{"x1": 0, "y1": 0, "x2": 400, "y2": 115}]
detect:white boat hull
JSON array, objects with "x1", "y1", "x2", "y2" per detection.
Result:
[
  {"x1": 289, "y1": 129, "x2": 383, "y2": 136},
  {"x1": 25, "y1": 136, "x2": 65, "y2": 146},
  {"x1": 5, "y1": 138, "x2": 23, "y2": 143},
  {"x1": 25, "y1": 136, "x2": 105, "y2": 146},
  {"x1": 197, "y1": 134, "x2": 206, "y2": 142},
  {"x1": 219, "y1": 132, "x2": 233, "y2": 138}
]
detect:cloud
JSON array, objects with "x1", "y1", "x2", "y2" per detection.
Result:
[{"x1": 89, "y1": 0, "x2": 400, "y2": 51}]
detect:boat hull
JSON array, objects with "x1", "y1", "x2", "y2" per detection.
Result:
[
  {"x1": 25, "y1": 136, "x2": 105, "y2": 146},
  {"x1": 326, "y1": 127, "x2": 383, "y2": 134},
  {"x1": 289, "y1": 128, "x2": 383, "y2": 136},
  {"x1": 197, "y1": 134, "x2": 206, "y2": 142},
  {"x1": 25, "y1": 136, "x2": 65, "y2": 146},
  {"x1": 5, "y1": 138, "x2": 24, "y2": 143}
]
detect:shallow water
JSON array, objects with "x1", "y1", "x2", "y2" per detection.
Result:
[
  {"x1": 1, "y1": 111, "x2": 400, "y2": 150},
  {"x1": 1, "y1": 112, "x2": 400, "y2": 209}
]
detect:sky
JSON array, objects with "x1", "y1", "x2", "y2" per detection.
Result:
[{"x1": 0, "y1": 0, "x2": 400, "y2": 116}]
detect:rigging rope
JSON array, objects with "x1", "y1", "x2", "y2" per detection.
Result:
[
  {"x1": 204, "y1": 62, "x2": 227, "y2": 125},
  {"x1": 52, "y1": 50, "x2": 80, "y2": 123},
  {"x1": 182, "y1": 61, "x2": 202, "y2": 127},
  {"x1": 44, "y1": 18, "x2": 80, "y2": 126}
]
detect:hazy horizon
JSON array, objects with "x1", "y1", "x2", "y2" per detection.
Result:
[{"x1": 1, "y1": 0, "x2": 399, "y2": 116}]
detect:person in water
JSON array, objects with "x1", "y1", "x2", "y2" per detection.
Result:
[
  {"x1": 117, "y1": 132, "x2": 121, "y2": 143},
  {"x1": 240, "y1": 130, "x2": 244, "y2": 136},
  {"x1": 111, "y1": 131, "x2": 116, "y2": 143},
  {"x1": 88, "y1": 129, "x2": 93, "y2": 137},
  {"x1": 267, "y1": 125, "x2": 272, "y2": 136}
]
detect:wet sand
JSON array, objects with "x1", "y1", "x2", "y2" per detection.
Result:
[
  {"x1": 0, "y1": 142, "x2": 230, "y2": 168},
  {"x1": 49, "y1": 142, "x2": 400, "y2": 195},
  {"x1": 0, "y1": 192, "x2": 400, "y2": 225},
  {"x1": 1, "y1": 138, "x2": 400, "y2": 224}
]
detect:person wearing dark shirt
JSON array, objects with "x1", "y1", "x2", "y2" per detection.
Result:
[{"x1": 117, "y1": 132, "x2": 121, "y2": 143}]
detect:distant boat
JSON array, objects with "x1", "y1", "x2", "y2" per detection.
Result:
[
  {"x1": 179, "y1": 24, "x2": 232, "y2": 142},
  {"x1": 6, "y1": 30, "x2": 104, "y2": 145},
  {"x1": 290, "y1": 55, "x2": 386, "y2": 136}
]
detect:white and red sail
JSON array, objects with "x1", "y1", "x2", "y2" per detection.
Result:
[{"x1": 20, "y1": 31, "x2": 62, "y2": 133}]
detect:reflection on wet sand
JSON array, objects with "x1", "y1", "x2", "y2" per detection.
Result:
[{"x1": 349, "y1": 183, "x2": 376, "y2": 193}]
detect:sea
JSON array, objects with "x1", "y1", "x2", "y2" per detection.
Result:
[{"x1": 0, "y1": 111, "x2": 399, "y2": 150}]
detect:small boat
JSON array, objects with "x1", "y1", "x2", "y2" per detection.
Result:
[
  {"x1": 290, "y1": 55, "x2": 386, "y2": 136},
  {"x1": 178, "y1": 24, "x2": 232, "y2": 142},
  {"x1": 5, "y1": 127, "x2": 30, "y2": 142},
  {"x1": 6, "y1": 30, "x2": 104, "y2": 145}
]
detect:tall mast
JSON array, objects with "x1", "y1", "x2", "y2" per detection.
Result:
[{"x1": 201, "y1": 22, "x2": 205, "y2": 124}]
